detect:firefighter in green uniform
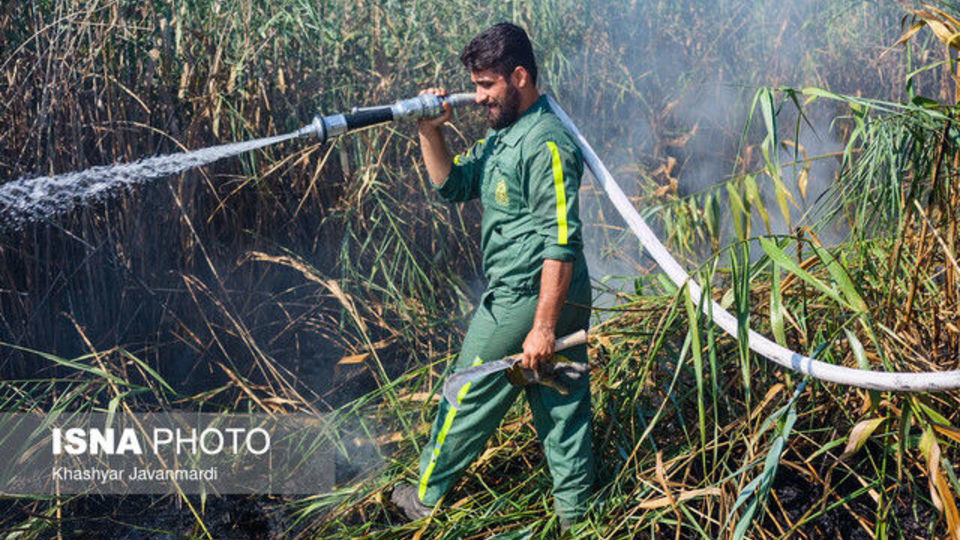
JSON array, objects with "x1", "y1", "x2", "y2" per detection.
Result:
[{"x1": 391, "y1": 22, "x2": 594, "y2": 529}]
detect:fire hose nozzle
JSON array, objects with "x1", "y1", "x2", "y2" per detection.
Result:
[
  {"x1": 390, "y1": 93, "x2": 476, "y2": 121},
  {"x1": 297, "y1": 93, "x2": 476, "y2": 141},
  {"x1": 296, "y1": 113, "x2": 348, "y2": 140},
  {"x1": 297, "y1": 115, "x2": 326, "y2": 139}
]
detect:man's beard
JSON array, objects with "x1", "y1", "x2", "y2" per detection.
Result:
[{"x1": 487, "y1": 83, "x2": 521, "y2": 129}]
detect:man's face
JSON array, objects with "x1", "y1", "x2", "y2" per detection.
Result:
[{"x1": 471, "y1": 68, "x2": 521, "y2": 130}]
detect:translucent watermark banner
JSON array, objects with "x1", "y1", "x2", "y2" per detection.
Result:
[{"x1": 0, "y1": 412, "x2": 335, "y2": 495}]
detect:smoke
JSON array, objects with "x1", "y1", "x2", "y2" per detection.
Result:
[{"x1": 549, "y1": 0, "x2": 924, "y2": 314}]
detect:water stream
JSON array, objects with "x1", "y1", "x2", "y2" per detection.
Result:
[{"x1": 0, "y1": 131, "x2": 298, "y2": 227}]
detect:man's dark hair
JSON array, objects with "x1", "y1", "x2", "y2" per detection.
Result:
[{"x1": 460, "y1": 22, "x2": 538, "y2": 85}]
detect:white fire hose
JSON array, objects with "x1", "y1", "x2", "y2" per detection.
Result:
[{"x1": 546, "y1": 95, "x2": 960, "y2": 392}]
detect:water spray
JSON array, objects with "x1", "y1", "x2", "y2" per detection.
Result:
[
  {"x1": 296, "y1": 93, "x2": 477, "y2": 142},
  {"x1": 0, "y1": 92, "x2": 477, "y2": 227}
]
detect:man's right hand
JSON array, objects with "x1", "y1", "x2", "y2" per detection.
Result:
[
  {"x1": 418, "y1": 87, "x2": 452, "y2": 131},
  {"x1": 417, "y1": 87, "x2": 454, "y2": 187}
]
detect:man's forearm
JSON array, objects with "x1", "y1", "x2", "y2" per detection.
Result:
[
  {"x1": 520, "y1": 258, "x2": 573, "y2": 369},
  {"x1": 418, "y1": 125, "x2": 453, "y2": 187},
  {"x1": 533, "y1": 258, "x2": 573, "y2": 333}
]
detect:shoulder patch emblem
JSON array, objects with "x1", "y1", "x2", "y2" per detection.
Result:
[{"x1": 494, "y1": 179, "x2": 510, "y2": 206}]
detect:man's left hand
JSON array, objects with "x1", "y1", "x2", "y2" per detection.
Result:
[{"x1": 522, "y1": 326, "x2": 556, "y2": 371}]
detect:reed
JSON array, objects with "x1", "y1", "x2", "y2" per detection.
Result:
[{"x1": 1, "y1": 0, "x2": 958, "y2": 538}]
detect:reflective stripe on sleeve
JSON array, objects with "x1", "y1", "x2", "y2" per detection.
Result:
[
  {"x1": 546, "y1": 141, "x2": 569, "y2": 245},
  {"x1": 453, "y1": 138, "x2": 485, "y2": 166}
]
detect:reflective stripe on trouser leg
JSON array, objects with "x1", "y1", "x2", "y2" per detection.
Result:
[
  {"x1": 416, "y1": 285, "x2": 593, "y2": 513},
  {"x1": 416, "y1": 291, "x2": 530, "y2": 506},
  {"x1": 418, "y1": 356, "x2": 482, "y2": 500}
]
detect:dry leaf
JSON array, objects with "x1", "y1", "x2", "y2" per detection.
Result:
[
  {"x1": 934, "y1": 424, "x2": 960, "y2": 446},
  {"x1": 337, "y1": 353, "x2": 370, "y2": 365},
  {"x1": 840, "y1": 417, "x2": 885, "y2": 460},
  {"x1": 921, "y1": 428, "x2": 960, "y2": 538},
  {"x1": 638, "y1": 487, "x2": 722, "y2": 509}
]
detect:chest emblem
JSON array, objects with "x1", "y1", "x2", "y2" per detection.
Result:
[{"x1": 494, "y1": 179, "x2": 510, "y2": 206}]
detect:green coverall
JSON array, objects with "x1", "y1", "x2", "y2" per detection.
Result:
[{"x1": 417, "y1": 95, "x2": 595, "y2": 521}]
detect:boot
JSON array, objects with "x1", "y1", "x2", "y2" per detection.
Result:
[{"x1": 390, "y1": 483, "x2": 432, "y2": 521}]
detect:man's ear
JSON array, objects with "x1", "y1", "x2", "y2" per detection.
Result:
[{"x1": 511, "y1": 66, "x2": 530, "y2": 89}]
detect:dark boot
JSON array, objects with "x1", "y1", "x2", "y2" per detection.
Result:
[{"x1": 390, "y1": 483, "x2": 432, "y2": 521}]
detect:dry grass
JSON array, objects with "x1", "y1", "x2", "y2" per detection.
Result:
[{"x1": 1, "y1": 0, "x2": 959, "y2": 538}]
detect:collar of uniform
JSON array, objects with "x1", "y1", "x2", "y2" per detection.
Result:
[{"x1": 498, "y1": 94, "x2": 548, "y2": 147}]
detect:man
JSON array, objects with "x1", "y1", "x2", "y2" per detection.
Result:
[{"x1": 391, "y1": 22, "x2": 594, "y2": 529}]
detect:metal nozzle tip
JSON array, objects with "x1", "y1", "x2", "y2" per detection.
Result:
[{"x1": 297, "y1": 116, "x2": 326, "y2": 140}]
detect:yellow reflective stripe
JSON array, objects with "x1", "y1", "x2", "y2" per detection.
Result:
[
  {"x1": 453, "y1": 138, "x2": 485, "y2": 166},
  {"x1": 457, "y1": 379, "x2": 473, "y2": 403},
  {"x1": 546, "y1": 141, "x2": 568, "y2": 245},
  {"x1": 418, "y1": 356, "x2": 484, "y2": 501},
  {"x1": 419, "y1": 407, "x2": 458, "y2": 499}
]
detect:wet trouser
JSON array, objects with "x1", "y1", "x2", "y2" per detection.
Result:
[{"x1": 417, "y1": 283, "x2": 594, "y2": 521}]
